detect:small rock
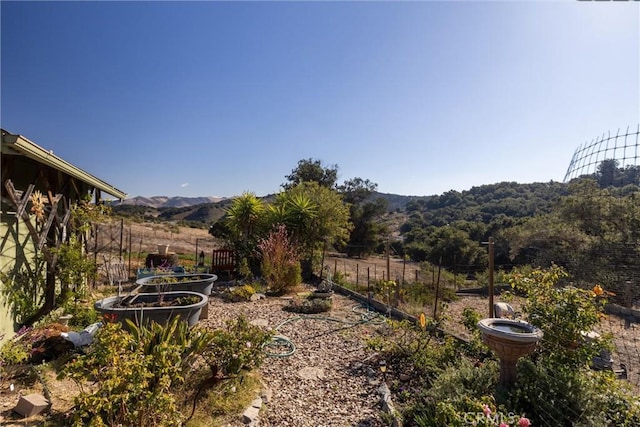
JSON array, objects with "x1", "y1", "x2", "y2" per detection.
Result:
[
  {"x1": 261, "y1": 387, "x2": 273, "y2": 404},
  {"x1": 242, "y1": 405, "x2": 260, "y2": 424},
  {"x1": 13, "y1": 393, "x2": 49, "y2": 418},
  {"x1": 297, "y1": 366, "x2": 325, "y2": 380},
  {"x1": 251, "y1": 397, "x2": 263, "y2": 408}
]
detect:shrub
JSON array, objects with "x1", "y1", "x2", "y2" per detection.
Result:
[
  {"x1": 284, "y1": 295, "x2": 333, "y2": 313},
  {"x1": 368, "y1": 319, "x2": 460, "y2": 388},
  {"x1": 0, "y1": 257, "x2": 46, "y2": 323},
  {"x1": 0, "y1": 335, "x2": 29, "y2": 367},
  {"x1": 258, "y1": 225, "x2": 301, "y2": 295},
  {"x1": 507, "y1": 264, "x2": 612, "y2": 368},
  {"x1": 408, "y1": 358, "x2": 501, "y2": 427},
  {"x1": 509, "y1": 358, "x2": 640, "y2": 426},
  {"x1": 62, "y1": 300, "x2": 99, "y2": 328},
  {"x1": 202, "y1": 315, "x2": 273, "y2": 377},
  {"x1": 62, "y1": 318, "x2": 213, "y2": 427}
]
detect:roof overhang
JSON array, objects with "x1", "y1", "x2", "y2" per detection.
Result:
[{"x1": 1, "y1": 129, "x2": 127, "y2": 200}]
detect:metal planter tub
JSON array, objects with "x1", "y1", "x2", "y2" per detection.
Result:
[
  {"x1": 136, "y1": 273, "x2": 218, "y2": 296},
  {"x1": 95, "y1": 291, "x2": 208, "y2": 327}
]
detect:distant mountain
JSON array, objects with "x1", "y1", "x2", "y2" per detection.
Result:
[
  {"x1": 110, "y1": 192, "x2": 420, "y2": 228},
  {"x1": 116, "y1": 196, "x2": 226, "y2": 208}
]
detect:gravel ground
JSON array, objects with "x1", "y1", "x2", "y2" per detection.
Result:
[{"x1": 201, "y1": 286, "x2": 389, "y2": 427}]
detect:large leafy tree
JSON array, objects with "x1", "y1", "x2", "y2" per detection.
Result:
[
  {"x1": 338, "y1": 178, "x2": 388, "y2": 257},
  {"x1": 425, "y1": 226, "x2": 487, "y2": 272},
  {"x1": 283, "y1": 158, "x2": 339, "y2": 190},
  {"x1": 596, "y1": 159, "x2": 622, "y2": 188}
]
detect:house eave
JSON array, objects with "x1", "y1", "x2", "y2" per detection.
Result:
[{"x1": 1, "y1": 130, "x2": 127, "y2": 201}]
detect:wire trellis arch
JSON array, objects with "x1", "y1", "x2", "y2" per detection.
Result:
[{"x1": 564, "y1": 125, "x2": 640, "y2": 184}]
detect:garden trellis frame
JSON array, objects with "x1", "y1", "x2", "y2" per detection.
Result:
[{"x1": 564, "y1": 125, "x2": 640, "y2": 184}]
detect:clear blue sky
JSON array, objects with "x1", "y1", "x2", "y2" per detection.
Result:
[{"x1": 2, "y1": 1, "x2": 638, "y2": 200}]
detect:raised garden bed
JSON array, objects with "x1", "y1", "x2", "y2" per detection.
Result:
[
  {"x1": 94, "y1": 291, "x2": 208, "y2": 327},
  {"x1": 136, "y1": 273, "x2": 218, "y2": 296}
]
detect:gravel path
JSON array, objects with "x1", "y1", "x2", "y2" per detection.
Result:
[{"x1": 201, "y1": 286, "x2": 388, "y2": 427}]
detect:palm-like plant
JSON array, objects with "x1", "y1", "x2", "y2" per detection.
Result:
[{"x1": 225, "y1": 192, "x2": 265, "y2": 245}]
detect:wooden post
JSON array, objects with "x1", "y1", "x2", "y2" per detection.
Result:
[
  {"x1": 433, "y1": 259, "x2": 442, "y2": 320},
  {"x1": 385, "y1": 239, "x2": 390, "y2": 283},
  {"x1": 625, "y1": 280, "x2": 633, "y2": 329},
  {"x1": 402, "y1": 254, "x2": 406, "y2": 284},
  {"x1": 195, "y1": 238, "x2": 199, "y2": 270},
  {"x1": 320, "y1": 240, "x2": 326, "y2": 280},
  {"x1": 367, "y1": 267, "x2": 371, "y2": 303},
  {"x1": 488, "y1": 237, "x2": 495, "y2": 318},
  {"x1": 119, "y1": 218, "x2": 124, "y2": 258},
  {"x1": 128, "y1": 229, "x2": 132, "y2": 279},
  {"x1": 93, "y1": 224, "x2": 99, "y2": 289},
  {"x1": 432, "y1": 265, "x2": 435, "y2": 288}
]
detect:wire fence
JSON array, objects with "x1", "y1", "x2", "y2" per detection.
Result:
[
  {"x1": 87, "y1": 219, "x2": 222, "y2": 284},
  {"x1": 564, "y1": 125, "x2": 640, "y2": 184}
]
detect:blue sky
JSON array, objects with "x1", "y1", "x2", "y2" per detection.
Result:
[{"x1": 2, "y1": 1, "x2": 638, "y2": 200}]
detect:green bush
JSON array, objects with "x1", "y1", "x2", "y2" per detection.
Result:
[
  {"x1": 369, "y1": 265, "x2": 639, "y2": 427},
  {"x1": 62, "y1": 318, "x2": 213, "y2": 427},
  {"x1": 0, "y1": 258, "x2": 46, "y2": 323},
  {"x1": 62, "y1": 301, "x2": 99, "y2": 328},
  {"x1": 507, "y1": 264, "x2": 612, "y2": 368},
  {"x1": 408, "y1": 358, "x2": 500, "y2": 427},
  {"x1": 509, "y1": 359, "x2": 640, "y2": 426},
  {"x1": 0, "y1": 336, "x2": 29, "y2": 367},
  {"x1": 228, "y1": 284, "x2": 256, "y2": 302},
  {"x1": 202, "y1": 315, "x2": 272, "y2": 377},
  {"x1": 284, "y1": 296, "x2": 332, "y2": 313},
  {"x1": 368, "y1": 320, "x2": 460, "y2": 387}
]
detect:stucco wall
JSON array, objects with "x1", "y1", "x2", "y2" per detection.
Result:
[{"x1": 0, "y1": 210, "x2": 38, "y2": 344}]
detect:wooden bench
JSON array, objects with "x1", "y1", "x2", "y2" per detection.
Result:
[{"x1": 211, "y1": 249, "x2": 236, "y2": 279}]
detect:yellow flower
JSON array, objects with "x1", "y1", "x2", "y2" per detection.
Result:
[
  {"x1": 593, "y1": 284, "x2": 604, "y2": 296},
  {"x1": 419, "y1": 313, "x2": 426, "y2": 329}
]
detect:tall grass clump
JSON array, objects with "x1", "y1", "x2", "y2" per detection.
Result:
[{"x1": 258, "y1": 224, "x2": 301, "y2": 295}]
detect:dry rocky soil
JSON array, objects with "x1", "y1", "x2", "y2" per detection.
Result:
[{"x1": 2, "y1": 285, "x2": 638, "y2": 426}]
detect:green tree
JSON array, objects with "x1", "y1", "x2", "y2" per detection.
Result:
[
  {"x1": 220, "y1": 192, "x2": 266, "y2": 270},
  {"x1": 274, "y1": 182, "x2": 351, "y2": 276},
  {"x1": 338, "y1": 178, "x2": 388, "y2": 257},
  {"x1": 596, "y1": 158, "x2": 622, "y2": 188},
  {"x1": 343, "y1": 198, "x2": 388, "y2": 257},
  {"x1": 426, "y1": 226, "x2": 486, "y2": 271},
  {"x1": 268, "y1": 191, "x2": 318, "y2": 247},
  {"x1": 283, "y1": 158, "x2": 339, "y2": 190}
]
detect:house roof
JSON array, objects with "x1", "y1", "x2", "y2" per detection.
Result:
[{"x1": 1, "y1": 129, "x2": 127, "y2": 200}]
